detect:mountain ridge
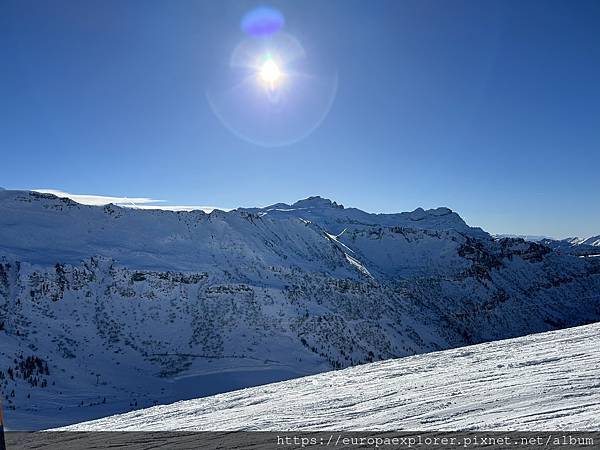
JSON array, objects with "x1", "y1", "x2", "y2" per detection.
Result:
[{"x1": 1, "y1": 189, "x2": 599, "y2": 429}]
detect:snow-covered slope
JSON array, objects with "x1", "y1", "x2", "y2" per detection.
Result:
[
  {"x1": 1, "y1": 190, "x2": 600, "y2": 430},
  {"x1": 62, "y1": 322, "x2": 600, "y2": 431},
  {"x1": 583, "y1": 236, "x2": 600, "y2": 247},
  {"x1": 540, "y1": 236, "x2": 600, "y2": 257},
  {"x1": 574, "y1": 235, "x2": 600, "y2": 247},
  {"x1": 563, "y1": 236, "x2": 600, "y2": 247}
]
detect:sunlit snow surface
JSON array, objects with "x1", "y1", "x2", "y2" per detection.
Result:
[{"x1": 62, "y1": 323, "x2": 600, "y2": 431}]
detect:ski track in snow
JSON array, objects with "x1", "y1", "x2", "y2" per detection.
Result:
[{"x1": 62, "y1": 322, "x2": 600, "y2": 431}]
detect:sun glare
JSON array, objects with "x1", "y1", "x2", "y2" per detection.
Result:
[{"x1": 259, "y1": 59, "x2": 282, "y2": 85}]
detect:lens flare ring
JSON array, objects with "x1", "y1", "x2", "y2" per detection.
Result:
[{"x1": 207, "y1": 32, "x2": 338, "y2": 148}]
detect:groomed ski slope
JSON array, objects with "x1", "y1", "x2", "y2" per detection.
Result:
[{"x1": 62, "y1": 322, "x2": 600, "y2": 431}]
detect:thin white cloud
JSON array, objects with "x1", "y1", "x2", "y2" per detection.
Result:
[
  {"x1": 32, "y1": 189, "x2": 229, "y2": 213},
  {"x1": 33, "y1": 189, "x2": 163, "y2": 206},
  {"x1": 123, "y1": 204, "x2": 230, "y2": 213}
]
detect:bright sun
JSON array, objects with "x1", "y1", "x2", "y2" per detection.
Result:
[{"x1": 259, "y1": 59, "x2": 282, "y2": 85}]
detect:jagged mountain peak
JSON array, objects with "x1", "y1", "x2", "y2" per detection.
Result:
[
  {"x1": 259, "y1": 196, "x2": 343, "y2": 211},
  {"x1": 405, "y1": 206, "x2": 454, "y2": 220},
  {"x1": 249, "y1": 196, "x2": 475, "y2": 234},
  {"x1": 291, "y1": 196, "x2": 344, "y2": 209}
]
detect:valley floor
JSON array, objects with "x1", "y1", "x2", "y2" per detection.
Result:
[{"x1": 61, "y1": 322, "x2": 600, "y2": 431}]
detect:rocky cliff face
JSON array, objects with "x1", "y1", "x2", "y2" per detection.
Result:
[{"x1": 1, "y1": 190, "x2": 599, "y2": 429}]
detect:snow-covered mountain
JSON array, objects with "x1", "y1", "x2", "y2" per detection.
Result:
[
  {"x1": 493, "y1": 234, "x2": 600, "y2": 256},
  {"x1": 1, "y1": 189, "x2": 600, "y2": 430},
  {"x1": 566, "y1": 235, "x2": 600, "y2": 247},
  {"x1": 61, "y1": 322, "x2": 600, "y2": 431},
  {"x1": 540, "y1": 236, "x2": 600, "y2": 257}
]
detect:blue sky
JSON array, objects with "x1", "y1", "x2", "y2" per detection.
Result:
[{"x1": 1, "y1": 0, "x2": 599, "y2": 238}]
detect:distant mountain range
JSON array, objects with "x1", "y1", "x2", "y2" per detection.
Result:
[
  {"x1": 539, "y1": 236, "x2": 600, "y2": 257},
  {"x1": 1, "y1": 189, "x2": 599, "y2": 429},
  {"x1": 495, "y1": 233, "x2": 600, "y2": 257},
  {"x1": 493, "y1": 234, "x2": 550, "y2": 242},
  {"x1": 495, "y1": 233, "x2": 600, "y2": 246}
]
